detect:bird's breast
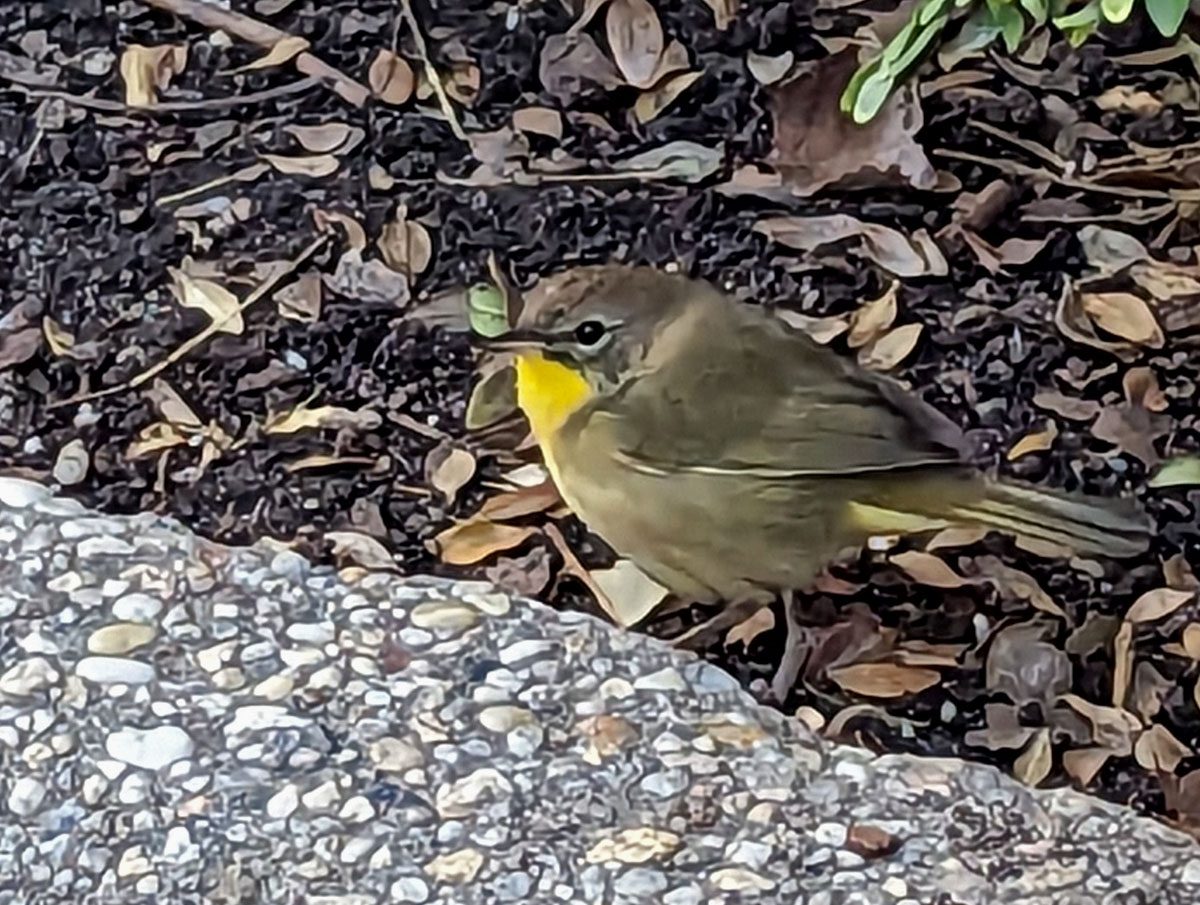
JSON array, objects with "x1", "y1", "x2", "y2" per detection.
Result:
[{"x1": 514, "y1": 352, "x2": 594, "y2": 488}]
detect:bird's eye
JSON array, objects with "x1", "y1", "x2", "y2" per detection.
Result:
[{"x1": 573, "y1": 320, "x2": 607, "y2": 346}]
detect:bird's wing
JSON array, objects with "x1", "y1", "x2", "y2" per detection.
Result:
[{"x1": 581, "y1": 307, "x2": 967, "y2": 477}]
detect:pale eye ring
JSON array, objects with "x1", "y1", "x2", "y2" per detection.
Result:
[{"x1": 573, "y1": 320, "x2": 607, "y2": 346}]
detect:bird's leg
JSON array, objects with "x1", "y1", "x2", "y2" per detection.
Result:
[
  {"x1": 671, "y1": 598, "x2": 768, "y2": 650},
  {"x1": 770, "y1": 590, "x2": 805, "y2": 705}
]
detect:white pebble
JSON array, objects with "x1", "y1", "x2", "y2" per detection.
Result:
[
  {"x1": 7, "y1": 776, "x2": 46, "y2": 816},
  {"x1": 76, "y1": 657, "x2": 155, "y2": 685},
  {"x1": 105, "y1": 726, "x2": 193, "y2": 770}
]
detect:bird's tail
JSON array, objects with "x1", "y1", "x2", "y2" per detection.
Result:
[{"x1": 946, "y1": 480, "x2": 1153, "y2": 558}]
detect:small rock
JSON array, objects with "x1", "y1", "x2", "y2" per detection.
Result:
[
  {"x1": 424, "y1": 848, "x2": 484, "y2": 884},
  {"x1": 77, "y1": 536, "x2": 136, "y2": 558},
  {"x1": 410, "y1": 601, "x2": 479, "y2": 632},
  {"x1": 498, "y1": 639, "x2": 555, "y2": 666},
  {"x1": 883, "y1": 877, "x2": 909, "y2": 898},
  {"x1": 390, "y1": 876, "x2": 430, "y2": 903},
  {"x1": 814, "y1": 822, "x2": 848, "y2": 847},
  {"x1": 478, "y1": 706, "x2": 532, "y2": 733},
  {"x1": 52, "y1": 439, "x2": 89, "y2": 486},
  {"x1": 301, "y1": 780, "x2": 340, "y2": 811},
  {"x1": 633, "y1": 667, "x2": 687, "y2": 692},
  {"x1": 266, "y1": 784, "x2": 299, "y2": 819},
  {"x1": 111, "y1": 593, "x2": 163, "y2": 622},
  {"x1": 0, "y1": 477, "x2": 50, "y2": 508},
  {"x1": 87, "y1": 623, "x2": 156, "y2": 655},
  {"x1": 0, "y1": 657, "x2": 60, "y2": 696},
  {"x1": 7, "y1": 776, "x2": 46, "y2": 816},
  {"x1": 76, "y1": 657, "x2": 156, "y2": 685},
  {"x1": 614, "y1": 868, "x2": 668, "y2": 897},
  {"x1": 106, "y1": 726, "x2": 193, "y2": 770},
  {"x1": 369, "y1": 737, "x2": 423, "y2": 772}
]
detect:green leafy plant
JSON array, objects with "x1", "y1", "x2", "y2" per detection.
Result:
[{"x1": 841, "y1": 0, "x2": 1192, "y2": 123}]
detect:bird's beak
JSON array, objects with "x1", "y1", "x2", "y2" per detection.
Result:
[{"x1": 477, "y1": 329, "x2": 550, "y2": 352}]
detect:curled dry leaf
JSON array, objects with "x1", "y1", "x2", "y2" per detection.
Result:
[
  {"x1": 42, "y1": 317, "x2": 75, "y2": 357},
  {"x1": 968, "y1": 555, "x2": 1067, "y2": 620},
  {"x1": 426, "y1": 444, "x2": 477, "y2": 504},
  {"x1": 276, "y1": 271, "x2": 322, "y2": 323},
  {"x1": 827, "y1": 662, "x2": 940, "y2": 698},
  {"x1": 889, "y1": 550, "x2": 968, "y2": 588},
  {"x1": 1080, "y1": 292, "x2": 1164, "y2": 347},
  {"x1": 1013, "y1": 728, "x2": 1053, "y2": 787},
  {"x1": 52, "y1": 438, "x2": 89, "y2": 486},
  {"x1": 325, "y1": 531, "x2": 399, "y2": 571},
  {"x1": 378, "y1": 207, "x2": 433, "y2": 279},
  {"x1": 368, "y1": 49, "x2": 414, "y2": 105},
  {"x1": 232, "y1": 34, "x2": 309, "y2": 72},
  {"x1": 847, "y1": 281, "x2": 898, "y2": 349},
  {"x1": 477, "y1": 481, "x2": 561, "y2": 521},
  {"x1": 284, "y1": 123, "x2": 363, "y2": 155},
  {"x1": 1007, "y1": 422, "x2": 1058, "y2": 461},
  {"x1": 755, "y1": 215, "x2": 947, "y2": 278},
  {"x1": 858, "y1": 323, "x2": 923, "y2": 371},
  {"x1": 1112, "y1": 620, "x2": 1133, "y2": 708},
  {"x1": 725, "y1": 606, "x2": 775, "y2": 648},
  {"x1": 767, "y1": 50, "x2": 935, "y2": 197},
  {"x1": 1059, "y1": 693, "x2": 1142, "y2": 754},
  {"x1": 1063, "y1": 746, "x2": 1112, "y2": 787},
  {"x1": 606, "y1": 0, "x2": 664, "y2": 89},
  {"x1": 615, "y1": 140, "x2": 722, "y2": 183},
  {"x1": 313, "y1": 209, "x2": 367, "y2": 252},
  {"x1": 1134, "y1": 724, "x2": 1190, "y2": 772},
  {"x1": 512, "y1": 106, "x2": 563, "y2": 140},
  {"x1": 431, "y1": 519, "x2": 536, "y2": 566},
  {"x1": 262, "y1": 153, "x2": 341, "y2": 178},
  {"x1": 1183, "y1": 624, "x2": 1200, "y2": 660},
  {"x1": 746, "y1": 50, "x2": 793, "y2": 85},
  {"x1": 538, "y1": 32, "x2": 624, "y2": 104},
  {"x1": 1126, "y1": 587, "x2": 1194, "y2": 624},
  {"x1": 633, "y1": 70, "x2": 701, "y2": 124},
  {"x1": 119, "y1": 43, "x2": 187, "y2": 106},
  {"x1": 265, "y1": 402, "x2": 382, "y2": 435},
  {"x1": 926, "y1": 526, "x2": 989, "y2": 549},
  {"x1": 167, "y1": 268, "x2": 243, "y2": 334},
  {"x1": 590, "y1": 559, "x2": 669, "y2": 627},
  {"x1": 466, "y1": 362, "x2": 518, "y2": 430},
  {"x1": 701, "y1": 0, "x2": 740, "y2": 29}
]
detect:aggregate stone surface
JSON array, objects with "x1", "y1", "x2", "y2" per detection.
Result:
[{"x1": 0, "y1": 476, "x2": 1196, "y2": 904}]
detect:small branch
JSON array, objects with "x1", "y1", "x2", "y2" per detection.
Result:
[
  {"x1": 138, "y1": 0, "x2": 369, "y2": 107},
  {"x1": 48, "y1": 234, "x2": 330, "y2": 410},
  {"x1": 543, "y1": 522, "x2": 623, "y2": 626},
  {"x1": 398, "y1": 0, "x2": 468, "y2": 142},
  {"x1": 14, "y1": 77, "x2": 320, "y2": 115}
]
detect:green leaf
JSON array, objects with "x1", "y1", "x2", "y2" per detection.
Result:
[
  {"x1": 891, "y1": 13, "x2": 952, "y2": 74},
  {"x1": 938, "y1": 7, "x2": 1004, "y2": 68},
  {"x1": 918, "y1": 0, "x2": 955, "y2": 25},
  {"x1": 1053, "y1": 0, "x2": 1101, "y2": 43},
  {"x1": 1149, "y1": 455, "x2": 1200, "y2": 488},
  {"x1": 840, "y1": 57, "x2": 882, "y2": 116},
  {"x1": 1099, "y1": 0, "x2": 1135, "y2": 22},
  {"x1": 1145, "y1": 0, "x2": 1188, "y2": 36},
  {"x1": 467, "y1": 284, "x2": 510, "y2": 338},
  {"x1": 882, "y1": 16, "x2": 923, "y2": 66},
  {"x1": 993, "y1": 2, "x2": 1027, "y2": 51},
  {"x1": 1019, "y1": 0, "x2": 1048, "y2": 25},
  {"x1": 852, "y1": 66, "x2": 896, "y2": 124}
]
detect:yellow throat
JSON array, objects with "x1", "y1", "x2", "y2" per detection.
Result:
[{"x1": 514, "y1": 352, "x2": 593, "y2": 452}]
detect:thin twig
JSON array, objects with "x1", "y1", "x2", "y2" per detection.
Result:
[
  {"x1": 48, "y1": 234, "x2": 330, "y2": 410},
  {"x1": 672, "y1": 598, "x2": 767, "y2": 650},
  {"x1": 398, "y1": 0, "x2": 469, "y2": 142},
  {"x1": 770, "y1": 591, "x2": 805, "y2": 704},
  {"x1": 10, "y1": 77, "x2": 320, "y2": 115},
  {"x1": 543, "y1": 522, "x2": 623, "y2": 626},
  {"x1": 138, "y1": 0, "x2": 369, "y2": 107}
]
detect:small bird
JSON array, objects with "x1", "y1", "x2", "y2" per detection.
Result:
[{"x1": 483, "y1": 266, "x2": 1152, "y2": 611}]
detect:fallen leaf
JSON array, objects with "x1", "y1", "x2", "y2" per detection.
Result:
[
  {"x1": 857, "y1": 323, "x2": 923, "y2": 371},
  {"x1": 313, "y1": 209, "x2": 368, "y2": 251},
  {"x1": 1007, "y1": 422, "x2": 1059, "y2": 461},
  {"x1": 445, "y1": 60, "x2": 481, "y2": 106},
  {"x1": 119, "y1": 43, "x2": 187, "y2": 106},
  {"x1": 634, "y1": 69, "x2": 701, "y2": 123},
  {"x1": 1150, "y1": 455, "x2": 1200, "y2": 488},
  {"x1": 325, "y1": 531, "x2": 399, "y2": 571},
  {"x1": 512, "y1": 106, "x2": 563, "y2": 139},
  {"x1": 986, "y1": 623, "x2": 1072, "y2": 706},
  {"x1": 284, "y1": 123, "x2": 363, "y2": 154},
  {"x1": 538, "y1": 32, "x2": 624, "y2": 103},
  {"x1": 42, "y1": 317, "x2": 75, "y2": 357},
  {"x1": 466, "y1": 362, "x2": 518, "y2": 429},
  {"x1": 265, "y1": 403, "x2": 382, "y2": 434},
  {"x1": 746, "y1": 50, "x2": 793, "y2": 85},
  {"x1": 167, "y1": 268, "x2": 243, "y2": 334},
  {"x1": 262, "y1": 153, "x2": 340, "y2": 178},
  {"x1": 233, "y1": 34, "x2": 309, "y2": 72},
  {"x1": 606, "y1": 0, "x2": 664, "y2": 89},
  {"x1": 776, "y1": 311, "x2": 849, "y2": 345},
  {"x1": 276, "y1": 271, "x2": 322, "y2": 323},
  {"x1": 1063, "y1": 746, "x2": 1112, "y2": 786},
  {"x1": 726, "y1": 606, "x2": 775, "y2": 648},
  {"x1": 323, "y1": 249, "x2": 410, "y2": 307},
  {"x1": 426, "y1": 444, "x2": 476, "y2": 504},
  {"x1": 52, "y1": 438, "x2": 89, "y2": 486},
  {"x1": 701, "y1": 0, "x2": 740, "y2": 29},
  {"x1": 0, "y1": 328, "x2": 41, "y2": 371},
  {"x1": 477, "y1": 481, "x2": 562, "y2": 521},
  {"x1": 591, "y1": 559, "x2": 669, "y2": 627},
  {"x1": 485, "y1": 547, "x2": 552, "y2": 598},
  {"x1": 127, "y1": 421, "x2": 188, "y2": 459},
  {"x1": 1013, "y1": 728, "x2": 1053, "y2": 787},
  {"x1": 432, "y1": 519, "x2": 536, "y2": 565},
  {"x1": 926, "y1": 526, "x2": 989, "y2": 549},
  {"x1": 1126, "y1": 587, "x2": 1194, "y2": 624},
  {"x1": 767, "y1": 50, "x2": 936, "y2": 196},
  {"x1": 1060, "y1": 693, "x2": 1142, "y2": 754},
  {"x1": 847, "y1": 281, "x2": 898, "y2": 348},
  {"x1": 1095, "y1": 85, "x2": 1163, "y2": 115},
  {"x1": 1134, "y1": 724, "x2": 1190, "y2": 772},
  {"x1": 1183, "y1": 624, "x2": 1200, "y2": 659},
  {"x1": 827, "y1": 662, "x2": 940, "y2": 698},
  {"x1": 1080, "y1": 292, "x2": 1164, "y2": 347},
  {"x1": 890, "y1": 550, "x2": 968, "y2": 588},
  {"x1": 368, "y1": 49, "x2": 414, "y2": 105},
  {"x1": 615, "y1": 140, "x2": 722, "y2": 183},
  {"x1": 755, "y1": 214, "x2": 947, "y2": 278},
  {"x1": 1033, "y1": 391, "x2": 1102, "y2": 421},
  {"x1": 378, "y1": 207, "x2": 433, "y2": 279},
  {"x1": 1112, "y1": 620, "x2": 1133, "y2": 707},
  {"x1": 967, "y1": 556, "x2": 1067, "y2": 619}
]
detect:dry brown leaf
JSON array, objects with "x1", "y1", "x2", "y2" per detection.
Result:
[
  {"x1": 606, "y1": 0, "x2": 665, "y2": 89},
  {"x1": 477, "y1": 482, "x2": 562, "y2": 521},
  {"x1": 378, "y1": 207, "x2": 433, "y2": 279},
  {"x1": 1182, "y1": 623, "x2": 1200, "y2": 659},
  {"x1": 847, "y1": 281, "x2": 898, "y2": 348},
  {"x1": 119, "y1": 43, "x2": 187, "y2": 106},
  {"x1": 775, "y1": 310, "x2": 848, "y2": 345},
  {"x1": 147, "y1": 379, "x2": 202, "y2": 428},
  {"x1": 926, "y1": 526, "x2": 989, "y2": 549},
  {"x1": 1134, "y1": 724, "x2": 1190, "y2": 772},
  {"x1": 313, "y1": 209, "x2": 368, "y2": 251},
  {"x1": 1007, "y1": 422, "x2": 1058, "y2": 461},
  {"x1": 828, "y1": 662, "x2": 940, "y2": 698},
  {"x1": 368, "y1": 49, "x2": 414, "y2": 105},
  {"x1": 1063, "y1": 746, "x2": 1112, "y2": 787},
  {"x1": 1033, "y1": 391, "x2": 1102, "y2": 422},
  {"x1": 890, "y1": 550, "x2": 968, "y2": 588},
  {"x1": 1060, "y1": 693, "x2": 1142, "y2": 753},
  {"x1": 1080, "y1": 292, "x2": 1164, "y2": 347},
  {"x1": 1094, "y1": 85, "x2": 1163, "y2": 116},
  {"x1": 284, "y1": 123, "x2": 362, "y2": 154},
  {"x1": 325, "y1": 530, "x2": 399, "y2": 571},
  {"x1": 968, "y1": 556, "x2": 1067, "y2": 620},
  {"x1": 233, "y1": 34, "x2": 309, "y2": 72},
  {"x1": 126, "y1": 422, "x2": 188, "y2": 459},
  {"x1": 426, "y1": 445, "x2": 476, "y2": 504},
  {"x1": 1124, "y1": 367, "x2": 1169, "y2": 413},
  {"x1": 858, "y1": 323, "x2": 922, "y2": 371},
  {"x1": 767, "y1": 50, "x2": 935, "y2": 197},
  {"x1": 755, "y1": 215, "x2": 947, "y2": 278},
  {"x1": 746, "y1": 50, "x2": 793, "y2": 85},
  {"x1": 1112, "y1": 620, "x2": 1133, "y2": 708},
  {"x1": 1013, "y1": 728, "x2": 1052, "y2": 787},
  {"x1": 590, "y1": 559, "x2": 669, "y2": 627},
  {"x1": 445, "y1": 60, "x2": 482, "y2": 106},
  {"x1": 265, "y1": 403, "x2": 382, "y2": 435},
  {"x1": 892, "y1": 641, "x2": 967, "y2": 668},
  {"x1": 42, "y1": 317, "x2": 75, "y2": 357},
  {"x1": 512, "y1": 106, "x2": 564, "y2": 139},
  {"x1": 1126, "y1": 587, "x2": 1194, "y2": 624},
  {"x1": 633, "y1": 70, "x2": 701, "y2": 123},
  {"x1": 432, "y1": 519, "x2": 536, "y2": 566},
  {"x1": 538, "y1": 32, "x2": 624, "y2": 103},
  {"x1": 276, "y1": 271, "x2": 322, "y2": 323},
  {"x1": 167, "y1": 268, "x2": 243, "y2": 334},
  {"x1": 701, "y1": 0, "x2": 739, "y2": 29},
  {"x1": 726, "y1": 606, "x2": 775, "y2": 648},
  {"x1": 262, "y1": 153, "x2": 340, "y2": 178}
]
